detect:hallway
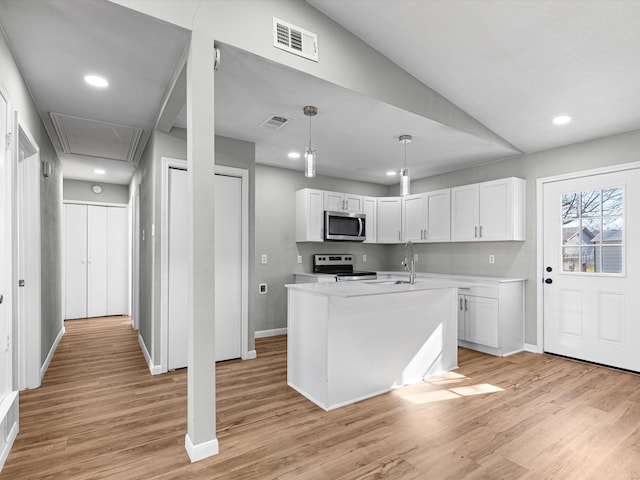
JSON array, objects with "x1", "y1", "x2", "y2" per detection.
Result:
[{"x1": 2, "y1": 316, "x2": 191, "y2": 478}]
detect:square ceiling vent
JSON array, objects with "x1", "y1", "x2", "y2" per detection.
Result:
[
  {"x1": 49, "y1": 112, "x2": 143, "y2": 162},
  {"x1": 273, "y1": 17, "x2": 318, "y2": 62}
]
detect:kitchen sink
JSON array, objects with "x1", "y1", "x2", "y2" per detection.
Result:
[{"x1": 366, "y1": 279, "x2": 412, "y2": 285}]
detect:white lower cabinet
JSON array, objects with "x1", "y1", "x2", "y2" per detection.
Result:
[{"x1": 457, "y1": 280, "x2": 525, "y2": 356}]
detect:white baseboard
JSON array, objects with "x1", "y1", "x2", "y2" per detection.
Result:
[
  {"x1": 138, "y1": 334, "x2": 163, "y2": 375},
  {"x1": 255, "y1": 328, "x2": 287, "y2": 338},
  {"x1": 40, "y1": 326, "x2": 65, "y2": 380},
  {"x1": 524, "y1": 343, "x2": 541, "y2": 353},
  {"x1": 243, "y1": 350, "x2": 257, "y2": 360},
  {"x1": 185, "y1": 433, "x2": 219, "y2": 463}
]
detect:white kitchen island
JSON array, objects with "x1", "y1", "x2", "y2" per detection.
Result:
[{"x1": 286, "y1": 279, "x2": 462, "y2": 411}]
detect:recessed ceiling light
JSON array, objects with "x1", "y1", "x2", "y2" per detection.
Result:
[
  {"x1": 84, "y1": 75, "x2": 109, "y2": 88},
  {"x1": 94, "y1": 169, "x2": 106, "y2": 175},
  {"x1": 386, "y1": 170, "x2": 397, "y2": 176},
  {"x1": 552, "y1": 115, "x2": 571, "y2": 125},
  {"x1": 288, "y1": 152, "x2": 300, "y2": 159}
]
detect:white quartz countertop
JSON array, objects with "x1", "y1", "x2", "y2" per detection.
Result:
[
  {"x1": 377, "y1": 271, "x2": 527, "y2": 284},
  {"x1": 286, "y1": 276, "x2": 470, "y2": 298},
  {"x1": 287, "y1": 271, "x2": 526, "y2": 298}
]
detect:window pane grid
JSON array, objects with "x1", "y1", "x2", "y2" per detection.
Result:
[{"x1": 561, "y1": 186, "x2": 624, "y2": 274}]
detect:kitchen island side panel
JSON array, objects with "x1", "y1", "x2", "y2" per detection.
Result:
[
  {"x1": 326, "y1": 288, "x2": 458, "y2": 409},
  {"x1": 287, "y1": 289, "x2": 330, "y2": 409},
  {"x1": 287, "y1": 284, "x2": 459, "y2": 411}
]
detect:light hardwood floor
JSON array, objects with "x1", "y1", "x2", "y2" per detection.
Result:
[{"x1": 3, "y1": 316, "x2": 640, "y2": 479}]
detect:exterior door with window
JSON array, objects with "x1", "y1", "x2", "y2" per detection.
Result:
[{"x1": 543, "y1": 168, "x2": 640, "y2": 371}]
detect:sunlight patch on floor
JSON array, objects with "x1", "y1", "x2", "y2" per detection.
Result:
[{"x1": 394, "y1": 371, "x2": 504, "y2": 405}]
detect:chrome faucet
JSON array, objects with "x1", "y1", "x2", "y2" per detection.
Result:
[{"x1": 402, "y1": 241, "x2": 416, "y2": 284}]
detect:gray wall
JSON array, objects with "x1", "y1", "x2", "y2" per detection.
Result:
[
  {"x1": 0, "y1": 27, "x2": 64, "y2": 367},
  {"x1": 254, "y1": 164, "x2": 388, "y2": 332},
  {"x1": 63, "y1": 179, "x2": 129, "y2": 204},
  {"x1": 397, "y1": 128, "x2": 640, "y2": 345}
]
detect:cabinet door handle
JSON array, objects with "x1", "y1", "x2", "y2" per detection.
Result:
[
  {"x1": 459, "y1": 297, "x2": 463, "y2": 310},
  {"x1": 474, "y1": 226, "x2": 478, "y2": 238},
  {"x1": 464, "y1": 298, "x2": 468, "y2": 311},
  {"x1": 479, "y1": 225, "x2": 483, "y2": 238},
  {"x1": 398, "y1": 231, "x2": 401, "y2": 241},
  {"x1": 424, "y1": 229, "x2": 428, "y2": 240}
]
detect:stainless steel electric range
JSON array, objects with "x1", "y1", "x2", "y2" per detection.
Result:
[{"x1": 312, "y1": 254, "x2": 377, "y2": 281}]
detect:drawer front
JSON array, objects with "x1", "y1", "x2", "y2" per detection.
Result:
[{"x1": 458, "y1": 284, "x2": 498, "y2": 298}]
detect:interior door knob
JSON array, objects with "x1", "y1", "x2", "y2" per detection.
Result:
[{"x1": 544, "y1": 278, "x2": 553, "y2": 284}]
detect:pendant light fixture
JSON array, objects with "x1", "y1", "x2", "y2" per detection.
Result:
[
  {"x1": 303, "y1": 105, "x2": 318, "y2": 178},
  {"x1": 399, "y1": 134, "x2": 412, "y2": 196}
]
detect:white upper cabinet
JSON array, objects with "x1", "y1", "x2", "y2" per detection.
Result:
[
  {"x1": 451, "y1": 177, "x2": 525, "y2": 242},
  {"x1": 376, "y1": 197, "x2": 402, "y2": 244},
  {"x1": 402, "y1": 189, "x2": 451, "y2": 243},
  {"x1": 363, "y1": 196, "x2": 377, "y2": 243},
  {"x1": 323, "y1": 191, "x2": 363, "y2": 213},
  {"x1": 296, "y1": 188, "x2": 324, "y2": 242},
  {"x1": 402, "y1": 194, "x2": 424, "y2": 242},
  {"x1": 425, "y1": 189, "x2": 452, "y2": 242}
]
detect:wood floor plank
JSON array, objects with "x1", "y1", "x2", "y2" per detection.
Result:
[{"x1": 3, "y1": 316, "x2": 640, "y2": 479}]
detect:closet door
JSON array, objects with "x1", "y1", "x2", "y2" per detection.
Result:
[
  {"x1": 107, "y1": 207, "x2": 127, "y2": 316},
  {"x1": 87, "y1": 206, "x2": 108, "y2": 318},
  {"x1": 65, "y1": 204, "x2": 88, "y2": 319}
]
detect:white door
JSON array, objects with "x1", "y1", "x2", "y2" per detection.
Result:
[
  {"x1": 543, "y1": 169, "x2": 640, "y2": 371},
  {"x1": 107, "y1": 207, "x2": 127, "y2": 316},
  {"x1": 168, "y1": 168, "x2": 188, "y2": 370},
  {"x1": 14, "y1": 122, "x2": 41, "y2": 390},
  {"x1": 65, "y1": 204, "x2": 88, "y2": 319},
  {"x1": 87, "y1": 206, "x2": 108, "y2": 318},
  {"x1": 214, "y1": 174, "x2": 242, "y2": 361},
  {"x1": 167, "y1": 169, "x2": 243, "y2": 369}
]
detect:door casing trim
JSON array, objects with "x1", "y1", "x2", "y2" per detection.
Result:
[{"x1": 159, "y1": 156, "x2": 251, "y2": 373}]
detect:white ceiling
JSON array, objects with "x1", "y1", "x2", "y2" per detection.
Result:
[
  {"x1": 0, "y1": 0, "x2": 190, "y2": 184},
  {"x1": 2, "y1": 1, "x2": 640, "y2": 185},
  {"x1": 307, "y1": 0, "x2": 640, "y2": 154}
]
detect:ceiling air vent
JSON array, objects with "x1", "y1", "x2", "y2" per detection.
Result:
[
  {"x1": 260, "y1": 114, "x2": 290, "y2": 131},
  {"x1": 273, "y1": 17, "x2": 318, "y2": 62}
]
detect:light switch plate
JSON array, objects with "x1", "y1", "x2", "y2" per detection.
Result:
[
  {"x1": 362, "y1": 254, "x2": 367, "y2": 262},
  {"x1": 261, "y1": 254, "x2": 268, "y2": 264}
]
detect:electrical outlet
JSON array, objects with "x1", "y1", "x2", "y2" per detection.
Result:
[
  {"x1": 297, "y1": 255, "x2": 302, "y2": 264},
  {"x1": 489, "y1": 254, "x2": 495, "y2": 264},
  {"x1": 362, "y1": 254, "x2": 367, "y2": 262},
  {"x1": 414, "y1": 254, "x2": 419, "y2": 262},
  {"x1": 261, "y1": 254, "x2": 268, "y2": 264}
]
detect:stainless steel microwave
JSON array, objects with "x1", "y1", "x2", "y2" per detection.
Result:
[{"x1": 324, "y1": 210, "x2": 366, "y2": 242}]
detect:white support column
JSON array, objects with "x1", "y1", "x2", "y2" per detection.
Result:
[{"x1": 184, "y1": 29, "x2": 218, "y2": 462}]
